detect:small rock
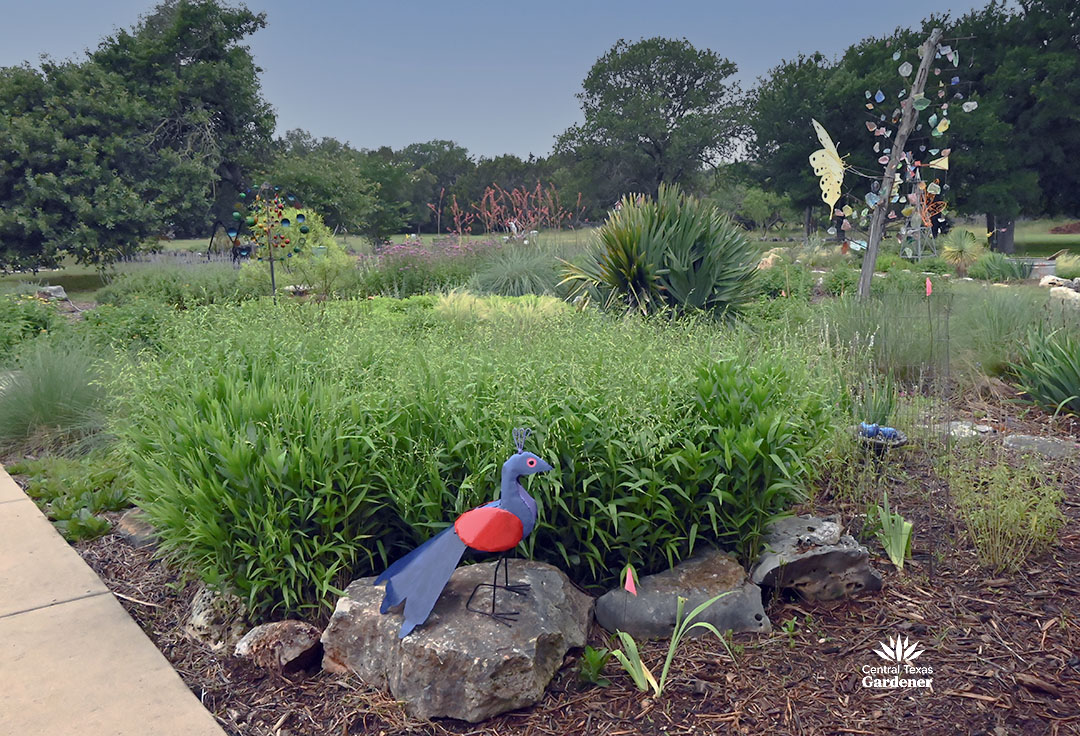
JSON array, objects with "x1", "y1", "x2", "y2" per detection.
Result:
[
  {"x1": 751, "y1": 515, "x2": 882, "y2": 602},
  {"x1": 235, "y1": 620, "x2": 322, "y2": 674},
  {"x1": 36, "y1": 285, "x2": 67, "y2": 300},
  {"x1": 1003, "y1": 434, "x2": 1079, "y2": 461},
  {"x1": 186, "y1": 583, "x2": 248, "y2": 652},
  {"x1": 322, "y1": 560, "x2": 592, "y2": 722},
  {"x1": 594, "y1": 549, "x2": 770, "y2": 639},
  {"x1": 1040, "y1": 275, "x2": 1069, "y2": 288},
  {"x1": 947, "y1": 420, "x2": 995, "y2": 440},
  {"x1": 114, "y1": 508, "x2": 158, "y2": 549}
]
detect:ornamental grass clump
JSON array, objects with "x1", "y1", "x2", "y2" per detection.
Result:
[
  {"x1": 1012, "y1": 328, "x2": 1080, "y2": 416},
  {"x1": 116, "y1": 298, "x2": 843, "y2": 617},
  {"x1": 561, "y1": 183, "x2": 759, "y2": 316}
]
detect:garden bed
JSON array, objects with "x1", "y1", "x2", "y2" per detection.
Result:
[{"x1": 68, "y1": 396, "x2": 1080, "y2": 736}]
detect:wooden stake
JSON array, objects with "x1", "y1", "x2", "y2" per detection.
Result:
[{"x1": 857, "y1": 27, "x2": 944, "y2": 299}]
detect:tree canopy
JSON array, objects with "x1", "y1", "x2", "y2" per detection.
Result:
[{"x1": 557, "y1": 37, "x2": 743, "y2": 198}]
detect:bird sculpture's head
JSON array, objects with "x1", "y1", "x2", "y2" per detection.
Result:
[
  {"x1": 504, "y1": 450, "x2": 553, "y2": 478},
  {"x1": 504, "y1": 427, "x2": 553, "y2": 478}
]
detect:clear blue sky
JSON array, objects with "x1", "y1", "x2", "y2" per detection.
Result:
[{"x1": 2, "y1": 0, "x2": 986, "y2": 159}]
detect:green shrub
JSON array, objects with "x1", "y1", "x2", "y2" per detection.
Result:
[
  {"x1": 940, "y1": 229, "x2": 985, "y2": 277},
  {"x1": 80, "y1": 301, "x2": 173, "y2": 352},
  {"x1": 0, "y1": 340, "x2": 107, "y2": 453},
  {"x1": 8, "y1": 455, "x2": 128, "y2": 541},
  {"x1": 969, "y1": 252, "x2": 1033, "y2": 282},
  {"x1": 952, "y1": 449, "x2": 1064, "y2": 573},
  {"x1": 116, "y1": 299, "x2": 841, "y2": 616},
  {"x1": 823, "y1": 268, "x2": 859, "y2": 296},
  {"x1": 96, "y1": 264, "x2": 260, "y2": 308},
  {"x1": 755, "y1": 263, "x2": 814, "y2": 299},
  {"x1": 916, "y1": 256, "x2": 953, "y2": 275},
  {"x1": 0, "y1": 293, "x2": 65, "y2": 365},
  {"x1": 1012, "y1": 328, "x2": 1080, "y2": 416},
  {"x1": 469, "y1": 246, "x2": 560, "y2": 296},
  {"x1": 1054, "y1": 254, "x2": 1080, "y2": 280},
  {"x1": 873, "y1": 251, "x2": 906, "y2": 273},
  {"x1": 561, "y1": 184, "x2": 759, "y2": 316}
]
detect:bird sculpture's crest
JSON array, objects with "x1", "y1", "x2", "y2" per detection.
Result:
[{"x1": 513, "y1": 427, "x2": 531, "y2": 454}]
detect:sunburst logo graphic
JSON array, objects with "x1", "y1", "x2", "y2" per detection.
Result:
[{"x1": 873, "y1": 634, "x2": 925, "y2": 664}]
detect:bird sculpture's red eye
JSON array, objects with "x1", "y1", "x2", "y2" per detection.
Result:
[{"x1": 527, "y1": 458, "x2": 536, "y2": 467}]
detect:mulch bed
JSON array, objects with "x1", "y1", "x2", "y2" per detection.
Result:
[
  {"x1": 1049, "y1": 222, "x2": 1080, "y2": 235},
  {"x1": 73, "y1": 400, "x2": 1080, "y2": 736}
]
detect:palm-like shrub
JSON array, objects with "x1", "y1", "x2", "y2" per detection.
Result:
[
  {"x1": 939, "y1": 229, "x2": 984, "y2": 277},
  {"x1": 560, "y1": 184, "x2": 759, "y2": 316}
]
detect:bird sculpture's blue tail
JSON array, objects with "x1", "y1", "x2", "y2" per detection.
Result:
[{"x1": 375, "y1": 527, "x2": 467, "y2": 638}]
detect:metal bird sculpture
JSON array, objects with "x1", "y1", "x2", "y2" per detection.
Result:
[{"x1": 375, "y1": 428, "x2": 552, "y2": 638}]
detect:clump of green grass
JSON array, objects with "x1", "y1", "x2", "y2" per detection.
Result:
[
  {"x1": 1054, "y1": 254, "x2": 1080, "y2": 280},
  {"x1": 469, "y1": 246, "x2": 560, "y2": 296},
  {"x1": 0, "y1": 340, "x2": 107, "y2": 454},
  {"x1": 968, "y1": 252, "x2": 1033, "y2": 282},
  {"x1": 1012, "y1": 328, "x2": 1080, "y2": 417},
  {"x1": 951, "y1": 446, "x2": 1064, "y2": 573}
]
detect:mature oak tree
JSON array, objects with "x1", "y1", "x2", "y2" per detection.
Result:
[{"x1": 556, "y1": 37, "x2": 743, "y2": 199}]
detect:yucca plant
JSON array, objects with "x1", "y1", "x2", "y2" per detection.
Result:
[
  {"x1": 560, "y1": 184, "x2": 758, "y2": 316},
  {"x1": 939, "y1": 229, "x2": 984, "y2": 277},
  {"x1": 1013, "y1": 328, "x2": 1080, "y2": 416}
]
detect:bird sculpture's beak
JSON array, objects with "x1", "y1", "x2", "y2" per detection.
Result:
[{"x1": 536, "y1": 458, "x2": 553, "y2": 473}]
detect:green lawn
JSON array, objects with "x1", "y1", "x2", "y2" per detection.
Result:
[
  {"x1": 0, "y1": 262, "x2": 108, "y2": 301},
  {"x1": 955, "y1": 217, "x2": 1080, "y2": 257}
]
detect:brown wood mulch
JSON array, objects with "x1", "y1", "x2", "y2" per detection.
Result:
[{"x1": 74, "y1": 403, "x2": 1080, "y2": 736}]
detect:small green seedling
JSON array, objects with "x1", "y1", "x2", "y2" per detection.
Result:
[
  {"x1": 611, "y1": 591, "x2": 732, "y2": 697},
  {"x1": 872, "y1": 490, "x2": 913, "y2": 571},
  {"x1": 578, "y1": 645, "x2": 612, "y2": 687}
]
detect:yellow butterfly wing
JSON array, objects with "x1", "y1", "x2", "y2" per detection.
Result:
[{"x1": 808, "y1": 119, "x2": 845, "y2": 210}]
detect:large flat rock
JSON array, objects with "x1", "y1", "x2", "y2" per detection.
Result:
[
  {"x1": 594, "y1": 549, "x2": 770, "y2": 638},
  {"x1": 322, "y1": 560, "x2": 592, "y2": 722}
]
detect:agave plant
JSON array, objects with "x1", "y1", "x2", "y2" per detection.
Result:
[
  {"x1": 560, "y1": 184, "x2": 758, "y2": 316},
  {"x1": 939, "y1": 229, "x2": 984, "y2": 277}
]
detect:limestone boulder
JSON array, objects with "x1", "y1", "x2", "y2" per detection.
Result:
[
  {"x1": 235, "y1": 620, "x2": 322, "y2": 674},
  {"x1": 751, "y1": 515, "x2": 882, "y2": 602},
  {"x1": 322, "y1": 560, "x2": 591, "y2": 722},
  {"x1": 185, "y1": 583, "x2": 248, "y2": 652},
  {"x1": 594, "y1": 549, "x2": 769, "y2": 639}
]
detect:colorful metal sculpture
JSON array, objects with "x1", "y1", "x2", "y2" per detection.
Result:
[{"x1": 375, "y1": 428, "x2": 552, "y2": 638}]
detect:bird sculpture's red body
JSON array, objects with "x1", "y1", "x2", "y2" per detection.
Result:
[{"x1": 454, "y1": 507, "x2": 524, "y2": 553}]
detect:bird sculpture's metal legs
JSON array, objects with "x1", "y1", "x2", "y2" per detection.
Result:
[{"x1": 465, "y1": 557, "x2": 530, "y2": 626}]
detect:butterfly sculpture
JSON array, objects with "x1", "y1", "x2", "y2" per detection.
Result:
[{"x1": 809, "y1": 119, "x2": 846, "y2": 214}]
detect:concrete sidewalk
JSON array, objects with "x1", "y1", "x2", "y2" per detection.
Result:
[{"x1": 0, "y1": 466, "x2": 226, "y2": 736}]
